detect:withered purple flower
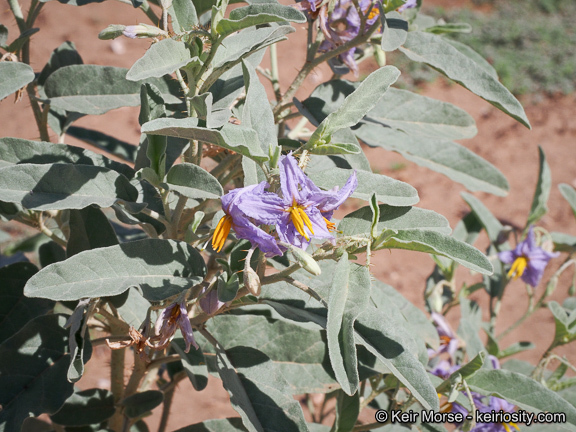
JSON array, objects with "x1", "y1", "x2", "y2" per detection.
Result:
[
  {"x1": 155, "y1": 300, "x2": 198, "y2": 353},
  {"x1": 498, "y1": 226, "x2": 559, "y2": 287}
]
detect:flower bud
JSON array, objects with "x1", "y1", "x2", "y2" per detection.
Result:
[
  {"x1": 122, "y1": 24, "x2": 168, "y2": 39},
  {"x1": 199, "y1": 287, "x2": 225, "y2": 315},
  {"x1": 243, "y1": 266, "x2": 261, "y2": 296},
  {"x1": 290, "y1": 246, "x2": 321, "y2": 276},
  {"x1": 98, "y1": 24, "x2": 126, "y2": 40}
]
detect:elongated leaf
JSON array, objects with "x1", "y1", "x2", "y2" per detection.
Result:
[
  {"x1": 38, "y1": 41, "x2": 84, "y2": 87},
  {"x1": 358, "y1": 127, "x2": 509, "y2": 196},
  {"x1": 49, "y1": 388, "x2": 115, "y2": 426},
  {"x1": 425, "y1": 23, "x2": 472, "y2": 35},
  {"x1": 461, "y1": 192, "x2": 503, "y2": 243},
  {"x1": 468, "y1": 370, "x2": 576, "y2": 431},
  {"x1": 339, "y1": 204, "x2": 451, "y2": 236},
  {"x1": 309, "y1": 168, "x2": 418, "y2": 207},
  {"x1": 304, "y1": 81, "x2": 477, "y2": 141},
  {"x1": 67, "y1": 206, "x2": 119, "y2": 257},
  {"x1": 527, "y1": 146, "x2": 551, "y2": 226},
  {"x1": 444, "y1": 38, "x2": 497, "y2": 79},
  {"x1": 0, "y1": 137, "x2": 134, "y2": 178},
  {"x1": 327, "y1": 257, "x2": 371, "y2": 395},
  {"x1": 559, "y1": 184, "x2": 576, "y2": 220},
  {"x1": 549, "y1": 301, "x2": 576, "y2": 347},
  {"x1": 436, "y1": 352, "x2": 485, "y2": 393},
  {"x1": 166, "y1": 163, "x2": 224, "y2": 199},
  {"x1": 0, "y1": 164, "x2": 137, "y2": 211},
  {"x1": 0, "y1": 62, "x2": 34, "y2": 101},
  {"x1": 44, "y1": 65, "x2": 181, "y2": 114},
  {"x1": 142, "y1": 118, "x2": 268, "y2": 162},
  {"x1": 381, "y1": 12, "x2": 408, "y2": 51},
  {"x1": 169, "y1": 0, "x2": 199, "y2": 32},
  {"x1": 0, "y1": 262, "x2": 53, "y2": 344},
  {"x1": 241, "y1": 60, "x2": 278, "y2": 156},
  {"x1": 380, "y1": 230, "x2": 493, "y2": 275},
  {"x1": 400, "y1": 32, "x2": 530, "y2": 128},
  {"x1": 127, "y1": 39, "x2": 197, "y2": 81},
  {"x1": 457, "y1": 298, "x2": 485, "y2": 359},
  {"x1": 66, "y1": 126, "x2": 137, "y2": 163},
  {"x1": 308, "y1": 66, "x2": 400, "y2": 149},
  {"x1": 172, "y1": 337, "x2": 209, "y2": 391},
  {"x1": 24, "y1": 239, "x2": 205, "y2": 301},
  {"x1": 216, "y1": 4, "x2": 305, "y2": 37},
  {"x1": 0, "y1": 314, "x2": 73, "y2": 432}
]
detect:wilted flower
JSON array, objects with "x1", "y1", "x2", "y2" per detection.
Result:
[
  {"x1": 106, "y1": 326, "x2": 154, "y2": 362},
  {"x1": 397, "y1": 0, "x2": 417, "y2": 12},
  {"x1": 239, "y1": 153, "x2": 357, "y2": 250},
  {"x1": 212, "y1": 182, "x2": 283, "y2": 257},
  {"x1": 155, "y1": 300, "x2": 198, "y2": 353},
  {"x1": 498, "y1": 226, "x2": 559, "y2": 287}
]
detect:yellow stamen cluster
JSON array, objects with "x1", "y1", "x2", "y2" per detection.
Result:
[
  {"x1": 212, "y1": 214, "x2": 233, "y2": 252},
  {"x1": 288, "y1": 198, "x2": 314, "y2": 240},
  {"x1": 366, "y1": 6, "x2": 380, "y2": 20},
  {"x1": 507, "y1": 256, "x2": 528, "y2": 280},
  {"x1": 324, "y1": 217, "x2": 336, "y2": 232}
]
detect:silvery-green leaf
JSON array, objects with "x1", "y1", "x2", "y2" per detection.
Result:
[
  {"x1": 436, "y1": 352, "x2": 485, "y2": 394},
  {"x1": 49, "y1": 388, "x2": 115, "y2": 426},
  {"x1": 24, "y1": 239, "x2": 205, "y2": 301},
  {"x1": 527, "y1": 146, "x2": 551, "y2": 226},
  {"x1": 425, "y1": 23, "x2": 472, "y2": 35},
  {"x1": 308, "y1": 66, "x2": 400, "y2": 149},
  {"x1": 0, "y1": 62, "x2": 34, "y2": 101},
  {"x1": 358, "y1": 127, "x2": 508, "y2": 196},
  {"x1": 340, "y1": 204, "x2": 451, "y2": 236},
  {"x1": 549, "y1": 301, "x2": 576, "y2": 347},
  {"x1": 467, "y1": 370, "x2": 576, "y2": 431},
  {"x1": 216, "y1": 4, "x2": 305, "y2": 37},
  {"x1": 304, "y1": 81, "x2": 477, "y2": 140},
  {"x1": 142, "y1": 117, "x2": 268, "y2": 162},
  {"x1": 242, "y1": 157, "x2": 267, "y2": 186},
  {"x1": 172, "y1": 338, "x2": 209, "y2": 391},
  {"x1": 327, "y1": 257, "x2": 371, "y2": 395},
  {"x1": 241, "y1": 60, "x2": 278, "y2": 156},
  {"x1": 44, "y1": 65, "x2": 181, "y2": 114},
  {"x1": 400, "y1": 32, "x2": 530, "y2": 128},
  {"x1": 127, "y1": 39, "x2": 198, "y2": 81},
  {"x1": 380, "y1": 230, "x2": 493, "y2": 275},
  {"x1": 381, "y1": 11, "x2": 408, "y2": 51},
  {"x1": 67, "y1": 206, "x2": 119, "y2": 257},
  {"x1": 169, "y1": 0, "x2": 199, "y2": 32},
  {"x1": 122, "y1": 391, "x2": 164, "y2": 418},
  {"x1": 38, "y1": 41, "x2": 83, "y2": 87},
  {"x1": 66, "y1": 126, "x2": 137, "y2": 163},
  {"x1": 444, "y1": 39, "x2": 498, "y2": 80},
  {"x1": 551, "y1": 232, "x2": 576, "y2": 254},
  {"x1": 166, "y1": 163, "x2": 223, "y2": 199},
  {"x1": 108, "y1": 288, "x2": 150, "y2": 328},
  {"x1": 0, "y1": 315, "x2": 73, "y2": 432},
  {"x1": 0, "y1": 262, "x2": 53, "y2": 345},
  {"x1": 0, "y1": 164, "x2": 137, "y2": 211},
  {"x1": 307, "y1": 152, "x2": 371, "y2": 173},
  {"x1": 559, "y1": 184, "x2": 576, "y2": 220},
  {"x1": 460, "y1": 192, "x2": 504, "y2": 243},
  {"x1": 457, "y1": 298, "x2": 485, "y2": 359},
  {"x1": 309, "y1": 168, "x2": 418, "y2": 206},
  {"x1": 0, "y1": 25, "x2": 7, "y2": 47},
  {"x1": 332, "y1": 392, "x2": 360, "y2": 432}
]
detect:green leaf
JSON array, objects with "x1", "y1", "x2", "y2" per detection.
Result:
[
  {"x1": 139, "y1": 83, "x2": 168, "y2": 178},
  {"x1": 0, "y1": 315, "x2": 74, "y2": 432},
  {"x1": 49, "y1": 388, "x2": 115, "y2": 426},
  {"x1": 467, "y1": 370, "x2": 576, "y2": 431},
  {"x1": 0, "y1": 62, "x2": 34, "y2": 101},
  {"x1": 461, "y1": 192, "x2": 504, "y2": 243},
  {"x1": 559, "y1": 183, "x2": 576, "y2": 220},
  {"x1": 551, "y1": 232, "x2": 576, "y2": 253},
  {"x1": 172, "y1": 338, "x2": 209, "y2": 391},
  {"x1": 44, "y1": 65, "x2": 181, "y2": 115},
  {"x1": 6, "y1": 28, "x2": 39, "y2": 53},
  {"x1": 127, "y1": 38, "x2": 197, "y2": 81},
  {"x1": 0, "y1": 24, "x2": 7, "y2": 47},
  {"x1": 0, "y1": 262, "x2": 53, "y2": 344},
  {"x1": 169, "y1": 0, "x2": 198, "y2": 32},
  {"x1": 241, "y1": 60, "x2": 279, "y2": 157},
  {"x1": 166, "y1": 163, "x2": 224, "y2": 200},
  {"x1": 498, "y1": 341, "x2": 535, "y2": 359},
  {"x1": 549, "y1": 301, "x2": 576, "y2": 347},
  {"x1": 436, "y1": 351, "x2": 485, "y2": 393},
  {"x1": 38, "y1": 41, "x2": 84, "y2": 88},
  {"x1": 425, "y1": 22, "x2": 472, "y2": 35},
  {"x1": 333, "y1": 391, "x2": 360, "y2": 432},
  {"x1": 457, "y1": 299, "x2": 485, "y2": 359},
  {"x1": 141, "y1": 118, "x2": 268, "y2": 162},
  {"x1": 357, "y1": 128, "x2": 508, "y2": 196},
  {"x1": 444, "y1": 38, "x2": 498, "y2": 79},
  {"x1": 24, "y1": 239, "x2": 206, "y2": 301},
  {"x1": 399, "y1": 32, "x2": 530, "y2": 128},
  {"x1": 527, "y1": 146, "x2": 551, "y2": 226},
  {"x1": 0, "y1": 163, "x2": 137, "y2": 211},
  {"x1": 380, "y1": 230, "x2": 493, "y2": 275},
  {"x1": 327, "y1": 257, "x2": 371, "y2": 395},
  {"x1": 217, "y1": 273, "x2": 239, "y2": 303},
  {"x1": 109, "y1": 288, "x2": 150, "y2": 328},
  {"x1": 308, "y1": 168, "x2": 418, "y2": 207},
  {"x1": 0, "y1": 137, "x2": 134, "y2": 178},
  {"x1": 66, "y1": 127, "x2": 137, "y2": 163},
  {"x1": 339, "y1": 204, "x2": 451, "y2": 237},
  {"x1": 304, "y1": 81, "x2": 477, "y2": 141},
  {"x1": 67, "y1": 206, "x2": 119, "y2": 257},
  {"x1": 121, "y1": 391, "x2": 164, "y2": 419},
  {"x1": 216, "y1": 4, "x2": 306, "y2": 37},
  {"x1": 381, "y1": 11, "x2": 408, "y2": 51},
  {"x1": 308, "y1": 66, "x2": 400, "y2": 149}
]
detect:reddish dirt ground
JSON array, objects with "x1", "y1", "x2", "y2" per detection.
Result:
[{"x1": 1, "y1": 0, "x2": 575, "y2": 429}]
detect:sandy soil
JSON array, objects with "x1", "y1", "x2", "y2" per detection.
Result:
[{"x1": 1, "y1": 0, "x2": 575, "y2": 429}]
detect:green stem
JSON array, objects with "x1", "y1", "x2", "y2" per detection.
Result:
[
  {"x1": 261, "y1": 263, "x2": 302, "y2": 285},
  {"x1": 139, "y1": 0, "x2": 160, "y2": 25},
  {"x1": 171, "y1": 194, "x2": 189, "y2": 239}
]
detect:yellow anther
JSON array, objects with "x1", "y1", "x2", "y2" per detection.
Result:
[
  {"x1": 366, "y1": 6, "x2": 379, "y2": 20},
  {"x1": 324, "y1": 217, "x2": 336, "y2": 232},
  {"x1": 212, "y1": 214, "x2": 233, "y2": 252},
  {"x1": 507, "y1": 256, "x2": 529, "y2": 280},
  {"x1": 287, "y1": 198, "x2": 314, "y2": 240}
]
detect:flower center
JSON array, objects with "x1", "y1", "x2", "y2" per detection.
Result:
[
  {"x1": 288, "y1": 198, "x2": 314, "y2": 240},
  {"x1": 365, "y1": 5, "x2": 380, "y2": 20},
  {"x1": 212, "y1": 214, "x2": 233, "y2": 252},
  {"x1": 507, "y1": 255, "x2": 529, "y2": 280},
  {"x1": 439, "y1": 335, "x2": 451, "y2": 346}
]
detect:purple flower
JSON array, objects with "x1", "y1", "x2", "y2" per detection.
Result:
[
  {"x1": 212, "y1": 182, "x2": 284, "y2": 257},
  {"x1": 498, "y1": 226, "x2": 559, "y2": 287},
  {"x1": 199, "y1": 286, "x2": 226, "y2": 316},
  {"x1": 428, "y1": 312, "x2": 460, "y2": 359},
  {"x1": 238, "y1": 153, "x2": 357, "y2": 250},
  {"x1": 397, "y1": 0, "x2": 417, "y2": 12},
  {"x1": 472, "y1": 396, "x2": 519, "y2": 432},
  {"x1": 155, "y1": 300, "x2": 198, "y2": 353}
]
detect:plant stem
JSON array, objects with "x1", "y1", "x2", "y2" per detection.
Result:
[
  {"x1": 109, "y1": 323, "x2": 127, "y2": 431},
  {"x1": 171, "y1": 194, "x2": 189, "y2": 239},
  {"x1": 157, "y1": 383, "x2": 175, "y2": 432},
  {"x1": 269, "y1": 43, "x2": 282, "y2": 103},
  {"x1": 261, "y1": 263, "x2": 302, "y2": 284}
]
